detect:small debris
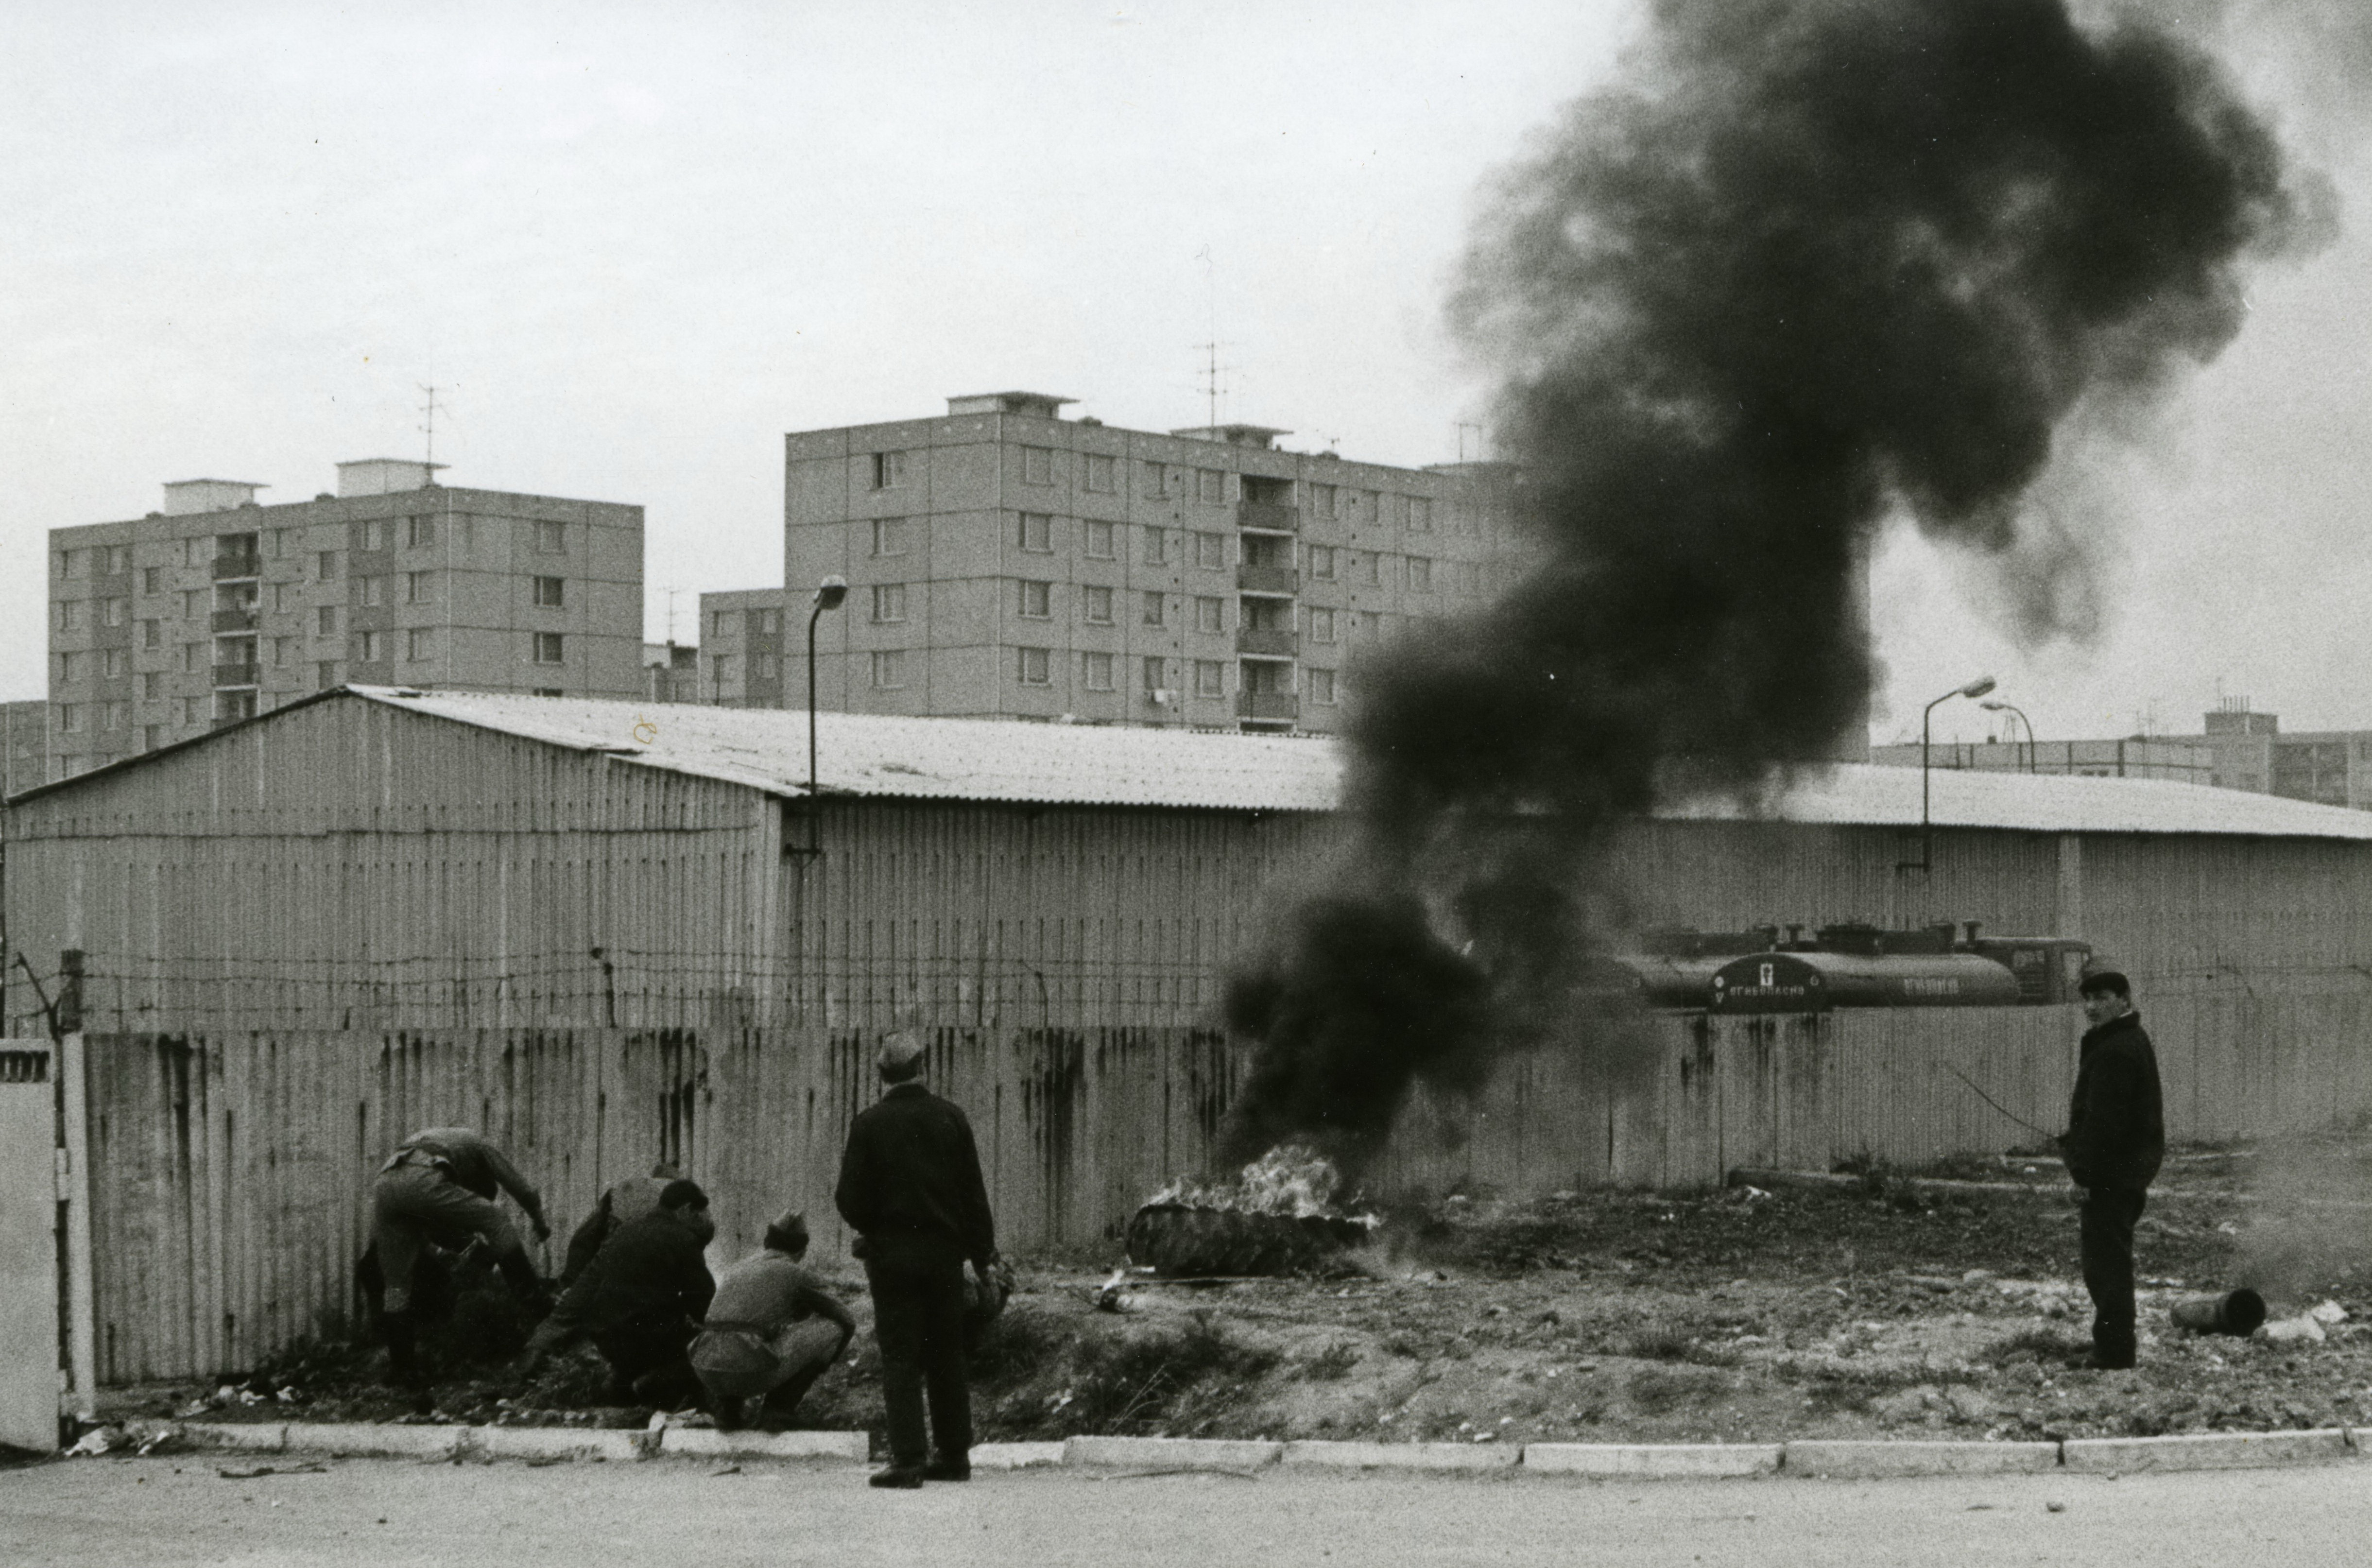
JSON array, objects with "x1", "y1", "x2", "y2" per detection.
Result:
[
  {"x1": 2046, "y1": 1501, "x2": 2066, "y2": 1514},
  {"x1": 2308, "y1": 1301, "x2": 2349, "y2": 1327},
  {"x1": 2257, "y1": 1314, "x2": 2328, "y2": 1345},
  {"x1": 711, "y1": 1464, "x2": 742, "y2": 1476},
  {"x1": 64, "y1": 1427, "x2": 121, "y2": 1458},
  {"x1": 217, "y1": 1463, "x2": 328, "y2": 1479}
]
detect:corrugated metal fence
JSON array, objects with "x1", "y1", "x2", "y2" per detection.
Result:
[{"x1": 79, "y1": 991, "x2": 2372, "y2": 1382}]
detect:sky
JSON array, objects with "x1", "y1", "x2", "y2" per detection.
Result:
[{"x1": 3, "y1": 1, "x2": 2368, "y2": 749}]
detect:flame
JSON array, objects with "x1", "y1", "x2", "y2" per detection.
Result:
[{"x1": 1148, "y1": 1143, "x2": 1369, "y2": 1221}]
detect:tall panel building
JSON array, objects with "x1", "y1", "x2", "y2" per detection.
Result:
[
  {"x1": 44, "y1": 459, "x2": 642, "y2": 780},
  {"x1": 704, "y1": 392, "x2": 1525, "y2": 735}
]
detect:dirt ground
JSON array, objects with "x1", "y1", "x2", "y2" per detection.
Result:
[{"x1": 103, "y1": 1136, "x2": 2372, "y2": 1450}]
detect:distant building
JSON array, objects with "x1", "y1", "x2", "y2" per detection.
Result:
[
  {"x1": 44, "y1": 459, "x2": 643, "y2": 780},
  {"x1": 2195, "y1": 700, "x2": 2372, "y2": 810},
  {"x1": 1869, "y1": 737, "x2": 2214, "y2": 786},
  {"x1": 1, "y1": 700, "x2": 44, "y2": 797},
  {"x1": 641, "y1": 641, "x2": 699, "y2": 704},
  {"x1": 702, "y1": 392, "x2": 1529, "y2": 734}
]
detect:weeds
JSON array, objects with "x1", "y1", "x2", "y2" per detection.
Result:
[
  {"x1": 1301, "y1": 1341, "x2": 1361, "y2": 1380},
  {"x1": 1627, "y1": 1366, "x2": 1728, "y2": 1415}
]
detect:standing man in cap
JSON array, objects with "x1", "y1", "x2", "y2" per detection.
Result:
[
  {"x1": 836, "y1": 1031, "x2": 999, "y2": 1488},
  {"x1": 2060, "y1": 968, "x2": 2165, "y2": 1371},
  {"x1": 371, "y1": 1126, "x2": 552, "y2": 1396},
  {"x1": 689, "y1": 1209, "x2": 857, "y2": 1430}
]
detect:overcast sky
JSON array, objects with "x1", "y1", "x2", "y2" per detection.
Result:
[{"x1": 4, "y1": 2, "x2": 2367, "y2": 748}]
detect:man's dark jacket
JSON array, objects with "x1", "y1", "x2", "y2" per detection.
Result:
[
  {"x1": 547, "y1": 1210, "x2": 715, "y2": 1337},
  {"x1": 2060, "y1": 1011, "x2": 2165, "y2": 1192},
  {"x1": 834, "y1": 1083, "x2": 997, "y2": 1264}
]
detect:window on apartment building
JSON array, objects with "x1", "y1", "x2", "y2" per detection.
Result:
[
  {"x1": 1241, "y1": 660, "x2": 1289, "y2": 696},
  {"x1": 143, "y1": 724, "x2": 163, "y2": 752},
  {"x1": 1141, "y1": 460, "x2": 1170, "y2": 496},
  {"x1": 1359, "y1": 552, "x2": 1383, "y2": 587},
  {"x1": 1309, "y1": 669, "x2": 1338, "y2": 705},
  {"x1": 317, "y1": 605, "x2": 341, "y2": 636},
  {"x1": 710, "y1": 609, "x2": 730, "y2": 639},
  {"x1": 141, "y1": 671, "x2": 162, "y2": 700},
  {"x1": 272, "y1": 527, "x2": 294, "y2": 557},
  {"x1": 533, "y1": 632, "x2": 564, "y2": 664},
  {"x1": 751, "y1": 654, "x2": 781, "y2": 682},
  {"x1": 57, "y1": 548, "x2": 80, "y2": 578},
  {"x1": 318, "y1": 550, "x2": 340, "y2": 581},
  {"x1": 360, "y1": 575, "x2": 385, "y2": 607},
  {"x1": 1083, "y1": 453, "x2": 1116, "y2": 493},
  {"x1": 1195, "y1": 532, "x2": 1224, "y2": 570},
  {"x1": 103, "y1": 597, "x2": 127, "y2": 626},
  {"x1": 1197, "y1": 469, "x2": 1224, "y2": 505},
  {"x1": 56, "y1": 651, "x2": 79, "y2": 683},
  {"x1": 1018, "y1": 581, "x2": 1052, "y2": 619},
  {"x1": 1310, "y1": 483, "x2": 1336, "y2": 519},
  {"x1": 534, "y1": 575, "x2": 566, "y2": 608},
  {"x1": 870, "y1": 583, "x2": 907, "y2": 623},
  {"x1": 274, "y1": 636, "x2": 298, "y2": 668},
  {"x1": 316, "y1": 663, "x2": 342, "y2": 692},
  {"x1": 1143, "y1": 655, "x2": 1168, "y2": 693},
  {"x1": 181, "y1": 642, "x2": 203, "y2": 672},
  {"x1": 407, "y1": 628, "x2": 435, "y2": 661},
  {"x1": 1309, "y1": 607, "x2": 1338, "y2": 643},
  {"x1": 103, "y1": 701, "x2": 128, "y2": 731},
  {"x1": 712, "y1": 655, "x2": 730, "y2": 689},
  {"x1": 179, "y1": 587, "x2": 202, "y2": 620},
  {"x1": 1082, "y1": 586, "x2": 1113, "y2": 625},
  {"x1": 1022, "y1": 446, "x2": 1053, "y2": 485},
  {"x1": 756, "y1": 609, "x2": 781, "y2": 634},
  {"x1": 1017, "y1": 513, "x2": 1052, "y2": 552},
  {"x1": 1142, "y1": 591, "x2": 1165, "y2": 626},
  {"x1": 268, "y1": 582, "x2": 289, "y2": 613},
  {"x1": 1408, "y1": 497, "x2": 1434, "y2": 532},
  {"x1": 1408, "y1": 557, "x2": 1433, "y2": 593},
  {"x1": 105, "y1": 544, "x2": 132, "y2": 575},
  {"x1": 405, "y1": 570, "x2": 434, "y2": 605},
  {"x1": 141, "y1": 619, "x2": 161, "y2": 649},
  {"x1": 871, "y1": 517, "x2": 909, "y2": 556},
  {"x1": 1083, "y1": 519, "x2": 1116, "y2": 558},
  {"x1": 56, "y1": 703, "x2": 80, "y2": 734},
  {"x1": 534, "y1": 520, "x2": 567, "y2": 555},
  {"x1": 871, "y1": 650, "x2": 906, "y2": 689},
  {"x1": 1016, "y1": 646, "x2": 1050, "y2": 686},
  {"x1": 1193, "y1": 659, "x2": 1225, "y2": 698},
  {"x1": 141, "y1": 566, "x2": 162, "y2": 595},
  {"x1": 1242, "y1": 597, "x2": 1290, "y2": 634},
  {"x1": 407, "y1": 516, "x2": 435, "y2": 548},
  {"x1": 1142, "y1": 526, "x2": 1170, "y2": 565},
  {"x1": 356, "y1": 629, "x2": 384, "y2": 663},
  {"x1": 1083, "y1": 651, "x2": 1115, "y2": 691},
  {"x1": 57, "y1": 600, "x2": 80, "y2": 632},
  {"x1": 359, "y1": 519, "x2": 388, "y2": 551},
  {"x1": 101, "y1": 649, "x2": 127, "y2": 679},
  {"x1": 871, "y1": 450, "x2": 909, "y2": 489}
]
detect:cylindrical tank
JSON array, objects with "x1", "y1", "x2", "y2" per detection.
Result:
[{"x1": 1708, "y1": 950, "x2": 2023, "y2": 1012}]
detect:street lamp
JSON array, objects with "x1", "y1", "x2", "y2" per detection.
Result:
[
  {"x1": 1903, "y1": 674, "x2": 1996, "y2": 877},
  {"x1": 1981, "y1": 698, "x2": 2036, "y2": 775},
  {"x1": 802, "y1": 575, "x2": 848, "y2": 857}
]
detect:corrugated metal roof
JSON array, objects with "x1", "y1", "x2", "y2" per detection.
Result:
[{"x1": 24, "y1": 686, "x2": 2372, "y2": 842}]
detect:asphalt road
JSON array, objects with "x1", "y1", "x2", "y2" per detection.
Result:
[{"x1": 3, "y1": 1456, "x2": 2369, "y2": 1567}]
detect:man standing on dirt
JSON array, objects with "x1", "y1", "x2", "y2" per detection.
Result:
[
  {"x1": 835, "y1": 1032, "x2": 999, "y2": 1489},
  {"x1": 371, "y1": 1126, "x2": 552, "y2": 1395},
  {"x1": 2061, "y1": 968, "x2": 2165, "y2": 1371}
]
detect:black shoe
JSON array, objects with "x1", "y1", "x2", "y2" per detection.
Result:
[
  {"x1": 922, "y1": 1457, "x2": 970, "y2": 1482},
  {"x1": 869, "y1": 1466, "x2": 925, "y2": 1489}
]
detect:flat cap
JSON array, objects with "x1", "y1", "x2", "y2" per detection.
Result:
[
  {"x1": 2077, "y1": 966, "x2": 2131, "y2": 998},
  {"x1": 763, "y1": 1208, "x2": 809, "y2": 1252},
  {"x1": 876, "y1": 1031, "x2": 928, "y2": 1076}
]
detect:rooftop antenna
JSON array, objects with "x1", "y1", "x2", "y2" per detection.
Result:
[
  {"x1": 1195, "y1": 245, "x2": 1226, "y2": 428},
  {"x1": 663, "y1": 586, "x2": 684, "y2": 645},
  {"x1": 420, "y1": 384, "x2": 441, "y2": 468}
]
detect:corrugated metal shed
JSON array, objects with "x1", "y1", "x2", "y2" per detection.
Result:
[{"x1": 28, "y1": 684, "x2": 2350, "y2": 841}]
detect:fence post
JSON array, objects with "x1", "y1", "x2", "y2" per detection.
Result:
[{"x1": 56, "y1": 951, "x2": 97, "y2": 1420}]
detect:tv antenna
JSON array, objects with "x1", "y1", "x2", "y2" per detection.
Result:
[{"x1": 420, "y1": 384, "x2": 442, "y2": 468}]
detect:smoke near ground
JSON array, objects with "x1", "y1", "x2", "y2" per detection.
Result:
[{"x1": 1221, "y1": 0, "x2": 2314, "y2": 1173}]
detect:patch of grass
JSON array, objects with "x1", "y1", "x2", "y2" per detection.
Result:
[
  {"x1": 1055, "y1": 1311, "x2": 1279, "y2": 1436},
  {"x1": 1380, "y1": 1331, "x2": 1427, "y2": 1360},
  {"x1": 1627, "y1": 1366, "x2": 1728, "y2": 1416},
  {"x1": 1300, "y1": 1340, "x2": 1361, "y2": 1380},
  {"x1": 1622, "y1": 1329, "x2": 1694, "y2": 1362},
  {"x1": 968, "y1": 1308, "x2": 1071, "y2": 1384},
  {"x1": 1980, "y1": 1327, "x2": 2088, "y2": 1367}
]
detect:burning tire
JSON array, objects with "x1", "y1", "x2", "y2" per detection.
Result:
[{"x1": 1125, "y1": 1202, "x2": 1371, "y2": 1278}]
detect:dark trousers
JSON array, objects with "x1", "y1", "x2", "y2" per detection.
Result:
[
  {"x1": 2080, "y1": 1187, "x2": 2149, "y2": 1364},
  {"x1": 594, "y1": 1318, "x2": 700, "y2": 1408},
  {"x1": 863, "y1": 1238, "x2": 972, "y2": 1469}
]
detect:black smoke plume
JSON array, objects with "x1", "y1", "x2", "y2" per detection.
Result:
[{"x1": 1220, "y1": 0, "x2": 2311, "y2": 1173}]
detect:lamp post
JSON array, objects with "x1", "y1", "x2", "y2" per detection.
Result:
[
  {"x1": 1981, "y1": 698, "x2": 2035, "y2": 775},
  {"x1": 1905, "y1": 674, "x2": 1996, "y2": 877},
  {"x1": 803, "y1": 575, "x2": 848, "y2": 857}
]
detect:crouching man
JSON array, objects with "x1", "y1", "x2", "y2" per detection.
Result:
[
  {"x1": 372, "y1": 1126, "x2": 552, "y2": 1396},
  {"x1": 525, "y1": 1179, "x2": 717, "y2": 1407},
  {"x1": 689, "y1": 1209, "x2": 857, "y2": 1430}
]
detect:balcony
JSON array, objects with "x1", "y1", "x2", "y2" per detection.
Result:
[
  {"x1": 212, "y1": 553, "x2": 262, "y2": 582},
  {"x1": 211, "y1": 663, "x2": 261, "y2": 689},
  {"x1": 211, "y1": 608, "x2": 259, "y2": 633},
  {"x1": 1236, "y1": 691, "x2": 1299, "y2": 722},
  {"x1": 1236, "y1": 500, "x2": 1299, "y2": 533},
  {"x1": 1236, "y1": 627, "x2": 1298, "y2": 657},
  {"x1": 1237, "y1": 564, "x2": 1299, "y2": 596}
]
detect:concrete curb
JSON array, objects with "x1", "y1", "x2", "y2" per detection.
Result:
[
  {"x1": 1785, "y1": 1440, "x2": 2060, "y2": 1478},
  {"x1": 473, "y1": 1426, "x2": 649, "y2": 1463},
  {"x1": 1523, "y1": 1443, "x2": 1782, "y2": 1479},
  {"x1": 176, "y1": 1422, "x2": 288, "y2": 1454},
  {"x1": 1282, "y1": 1440, "x2": 1518, "y2": 1472},
  {"x1": 1064, "y1": 1436, "x2": 1283, "y2": 1471},
  {"x1": 269, "y1": 1422, "x2": 469, "y2": 1460},
  {"x1": 2062, "y1": 1428, "x2": 2355, "y2": 1473},
  {"x1": 656, "y1": 1429, "x2": 869, "y2": 1464},
  {"x1": 971, "y1": 1442, "x2": 1068, "y2": 1471}
]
